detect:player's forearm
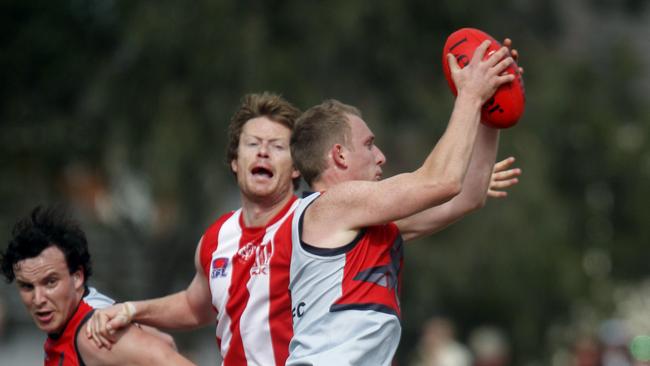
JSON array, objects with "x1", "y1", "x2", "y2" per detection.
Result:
[
  {"x1": 396, "y1": 127, "x2": 497, "y2": 241},
  {"x1": 455, "y1": 124, "x2": 500, "y2": 209},
  {"x1": 361, "y1": 93, "x2": 485, "y2": 226},
  {"x1": 418, "y1": 92, "x2": 484, "y2": 193},
  {"x1": 131, "y1": 291, "x2": 207, "y2": 330}
]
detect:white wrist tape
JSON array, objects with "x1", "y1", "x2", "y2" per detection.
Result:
[{"x1": 123, "y1": 302, "x2": 136, "y2": 322}]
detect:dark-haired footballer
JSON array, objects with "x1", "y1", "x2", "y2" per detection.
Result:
[{"x1": 1, "y1": 206, "x2": 195, "y2": 366}]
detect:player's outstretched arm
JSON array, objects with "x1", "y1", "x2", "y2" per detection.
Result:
[
  {"x1": 393, "y1": 38, "x2": 523, "y2": 242},
  {"x1": 78, "y1": 321, "x2": 196, "y2": 366},
  {"x1": 395, "y1": 124, "x2": 499, "y2": 241},
  {"x1": 395, "y1": 146, "x2": 522, "y2": 241},
  {"x1": 304, "y1": 41, "x2": 515, "y2": 247},
  {"x1": 86, "y1": 238, "x2": 215, "y2": 349}
]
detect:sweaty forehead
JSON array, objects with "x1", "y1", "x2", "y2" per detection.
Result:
[{"x1": 14, "y1": 246, "x2": 68, "y2": 282}]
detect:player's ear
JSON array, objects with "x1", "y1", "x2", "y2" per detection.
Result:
[
  {"x1": 291, "y1": 165, "x2": 300, "y2": 179},
  {"x1": 72, "y1": 268, "x2": 84, "y2": 290},
  {"x1": 331, "y1": 144, "x2": 347, "y2": 169},
  {"x1": 230, "y1": 158, "x2": 238, "y2": 174}
]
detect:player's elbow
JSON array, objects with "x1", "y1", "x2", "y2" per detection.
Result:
[
  {"x1": 471, "y1": 190, "x2": 489, "y2": 211},
  {"x1": 457, "y1": 189, "x2": 488, "y2": 216},
  {"x1": 436, "y1": 179, "x2": 463, "y2": 202},
  {"x1": 468, "y1": 195, "x2": 487, "y2": 213}
]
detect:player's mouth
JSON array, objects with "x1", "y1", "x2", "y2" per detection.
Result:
[
  {"x1": 251, "y1": 166, "x2": 274, "y2": 179},
  {"x1": 35, "y1": 310, "x2": 54, "y2": 324}
]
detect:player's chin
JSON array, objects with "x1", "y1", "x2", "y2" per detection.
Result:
[
  {"x1": 249, "y1": 183, "x2": 278, "y2": 197},
  {"x1": 35, "y1": 319, "x2": 59, "y2": 334}
]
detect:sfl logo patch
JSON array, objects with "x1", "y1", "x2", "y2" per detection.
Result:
[{"x1": 211, "y1": 257, "x2": 229, "y2": 278}]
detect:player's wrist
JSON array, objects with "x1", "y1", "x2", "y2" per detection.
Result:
[
  {"x1": 455, "y1": 90, "x2": 484, "y2": 110},
  {"x1": 123, "y1": 301, "x2": 137, "y2": 322}
]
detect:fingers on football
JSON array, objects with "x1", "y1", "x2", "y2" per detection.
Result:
[
  {"x1": 492, "y1": 55, "x2": 514, "y2": 76},
  {"x1": 510, "y1": 48, "x2": 519, "y2": 61},
  {"x1": 447, "y1": 53, "x2": 460, "y2": 73},
  {"x1": 486, "y1": 46, "x2": 510, "y2": 68},
  {"x1": 471, "y1": 40, "x2": 492, "y2": 64}
]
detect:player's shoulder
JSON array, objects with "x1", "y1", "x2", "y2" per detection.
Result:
[
  {"x1": 204, "y1": 209, "x2": 240, "y2": 233},
  {"x1": 198, "y1": 209, "x2": 241, "y2": 269},
  {"x1": 84, "y1": 287, "x2": 115, "y2": 309}
]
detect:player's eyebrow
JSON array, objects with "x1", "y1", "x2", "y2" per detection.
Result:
[
  {"x1": 15, "y1": 279, "x2": 32, "y2": 287},
  {"x1": 41, "y1": 272, "x2": 59, "y2": 282},
  {"x1": 243, "y1": 134, "x2": 288, "y2": 143}
]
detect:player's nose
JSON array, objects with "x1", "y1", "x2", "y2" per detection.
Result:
[
  {"x1": 33, "y1": 286, "x2": 47, "y2": 306},
  {"x1": 375, "y1": 146, "x2": 386, "y2": 166},
  {"x1": 257, "y1": 142, "x2": 270, "y2": 157}
]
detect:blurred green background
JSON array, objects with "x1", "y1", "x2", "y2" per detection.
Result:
[{"x1": 1, "y1": 1, "x2": 649, "y2": 365}]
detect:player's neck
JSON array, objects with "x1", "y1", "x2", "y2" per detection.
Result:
[
  {"x1": 311, "y1": 181, "x2": 329, "y2": 192},
  {"x1": 240, "y1": 191, "x2": 294, "y2": 228},
  {"x1": 312, "y1": 171, "x2": 347, "y2": 192}
]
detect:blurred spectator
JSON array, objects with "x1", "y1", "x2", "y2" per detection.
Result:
[
  {"x1": 468, "y1": 325, "x2": 511, "y2": 366},
  {"x1": 411, "y1": 316, "x2": 473, "y2": 366},
  {"x1": 599, "y1": 319, "x2": 632, "y2": 366},
  {"x1": 572, "y1": 335, "x2": 603, "y2": 366}
]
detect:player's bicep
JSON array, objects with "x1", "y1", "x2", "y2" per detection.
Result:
[
  {"x1": 186, "y1": 272, "x2": 215, "y2": 321},
  {"x1": 187, "y1": 238, "x2": 217, "y2": 323},
  {"x1": 315, "y1": 172, "x2": 451, "y2": 231}
]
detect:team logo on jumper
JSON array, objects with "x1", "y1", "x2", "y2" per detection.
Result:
[
  {"x1": 237, "y1": 242, "x2": 256, "y2": 261},
  {"x1": 211, "y1": 257, "x2": 229, "y2": 278},
  {"x1": 235, "y1": 240, "x2": 274, "y2": 275},
  {"x1": 250, "y1": 239, "x2": 273, "y2": 276}
]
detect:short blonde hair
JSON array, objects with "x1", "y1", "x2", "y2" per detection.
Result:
[{"x1": 291, "y1": 99, "x2": 361, "y2": 186}]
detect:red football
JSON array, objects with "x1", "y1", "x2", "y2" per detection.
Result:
[{"x1": 442, "y1": 28, "x2": 525, "y2": 129}]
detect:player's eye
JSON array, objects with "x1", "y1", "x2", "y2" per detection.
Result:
[{"x1": 45, "y1": 278, "x2": 58, "y2": 288}]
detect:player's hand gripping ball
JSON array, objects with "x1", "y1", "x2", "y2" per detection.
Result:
[{"x1": 442, "y1": 28, "x2": 525, "y2": 129}]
